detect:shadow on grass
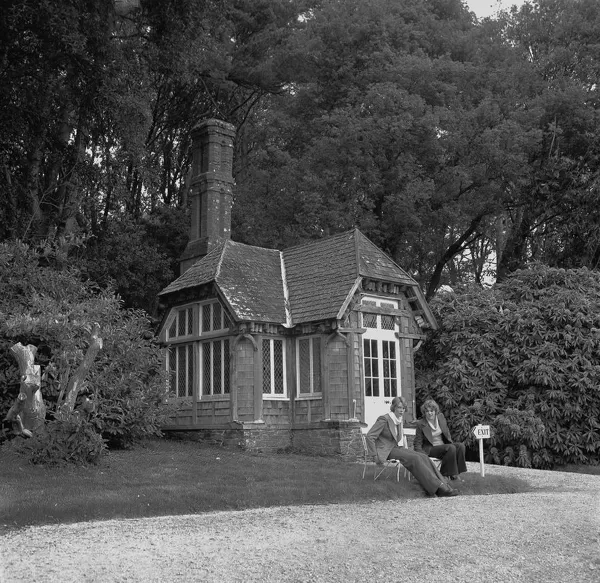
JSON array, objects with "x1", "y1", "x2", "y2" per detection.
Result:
[{"x1": 0, "y1": 438, "x2": 532, "y2": 533}]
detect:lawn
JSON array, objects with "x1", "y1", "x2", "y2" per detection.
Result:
[{"x1": 0, "y1": 438, "x2": 533, "y2": 533}]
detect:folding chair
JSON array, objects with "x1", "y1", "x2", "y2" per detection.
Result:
[{"x1": 360, "y1": 432, "x2": 403, "y2": 482}]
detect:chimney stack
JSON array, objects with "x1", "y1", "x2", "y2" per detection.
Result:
[{"x1": 179, "y1": 119, "x2": 236, "y2": 275}]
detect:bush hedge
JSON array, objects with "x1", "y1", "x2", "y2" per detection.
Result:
[
  {"x1": 0, "y1": 240, "x2": 173, "y2": 462},
  {"x1": 416, "y1": 265, "x2": 600, "y2": 468}
]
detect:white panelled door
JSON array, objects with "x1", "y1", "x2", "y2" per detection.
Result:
[{"x1": 362, "y1": 297, "x2": 401, "y2": 431}]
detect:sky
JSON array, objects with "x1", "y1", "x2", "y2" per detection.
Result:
[{"x1": 465, "y1": 0, "x2": 526, "y2": 19}]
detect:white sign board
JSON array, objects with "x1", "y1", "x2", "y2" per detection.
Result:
[
  {"x1": 472, "y1": 425, "x2": 491, "y2": 439},
  {"x1": 472, "y1": 425, "x2": 491, "y2": 477}
]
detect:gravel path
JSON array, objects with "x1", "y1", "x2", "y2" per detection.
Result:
[{"x1": 1, "y1": 462, "x2": 599, "y2": 583}]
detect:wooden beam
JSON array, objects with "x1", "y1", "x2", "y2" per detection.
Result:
[{"x1": 355, "y1": 305, "x2": 412, "y2": 317}]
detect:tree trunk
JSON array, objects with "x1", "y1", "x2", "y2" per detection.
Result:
[
  {"x1": 5, "y1": 344, "x2": 46, "y2": 437},
  {"x1": 426, "y1": 214, "x2": 485, "y2": 300},
  {"x1": 496, "y1": 206, "x2": 532, "y2": 282}
]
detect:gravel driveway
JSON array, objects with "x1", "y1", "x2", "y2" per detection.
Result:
[{"x1": 1, "y1": 462, "x2": 598, "y2": 583}]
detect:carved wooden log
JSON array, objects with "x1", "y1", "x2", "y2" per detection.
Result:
[
  {"x1": 61, "y1": 322, "x2": 103, "y2": 414},
  {"x1": 6, "y1": 343, "x2": 46, "y2": 435}
]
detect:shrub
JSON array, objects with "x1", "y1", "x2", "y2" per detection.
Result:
[
  {"x1": 5, "y1": 416, "x2": 107, "y2": 465},
  {"x1": 416, "y1": 264, "x2": 600, "y2": 468},
  {"x1": 0, "y1": 240, "x2": 173, "y2": 461}
]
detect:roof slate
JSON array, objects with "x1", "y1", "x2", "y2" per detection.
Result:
[
  {"x1": 217, "y1": 242, "x2": 285, "y2": 322},
  {"x1": 158, "y1": 229, "x2": 430, "y2": 327},
  {"x1": 282, "y1": 230, "x2": 359, "y2": 324}
]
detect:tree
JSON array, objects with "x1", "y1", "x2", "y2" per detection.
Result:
[
  {"x1": 232, "y1": 0, "x2": 544, "y2": 296},
  {"x1": 494, "y1": 0, "x2": 600, "y2": 278},
  {"x1": 415, "y1": 264, "x2": 600, "y2": 468}
]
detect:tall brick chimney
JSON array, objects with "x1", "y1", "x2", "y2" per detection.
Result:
[{"x1": 179, "y1": 119, "x2": 236, "y2": 275}]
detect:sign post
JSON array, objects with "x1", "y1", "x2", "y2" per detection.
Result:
[{"x1": 471, "y1": 425, "x2": 491, "y2": 477}]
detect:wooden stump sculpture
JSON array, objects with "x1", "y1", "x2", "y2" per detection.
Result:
[
  {"x1": 4, "y1": 323, "x2": 103, "y2": 437},
  {"x1": 5, "y1": 343, "x2": 45, "y2": 437}
]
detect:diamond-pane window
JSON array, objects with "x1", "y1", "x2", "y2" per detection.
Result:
[
  {"x1": 168, "y1": 307, "x2": 193, "y2": 339},
  {"x1": 262, "y1": 338, "x2": 286, "y2": 396},
  {"x1": 187, "y1": 308, "x2": 193, "y2": 335},
  {"x1": 202, "y1": 304, "x2": 211, "y2": 333},
  {"x1": 297, "y1": 337, "x2": 322, "y2": 395},
  {"x1": 199, "y1": 301, "x2": 230, "y2": 334},
  {"x1": 168, "y1": 318, "x2": 177, "y2": 340},
  {"x1": 200, "y1": 339, "x2": 231, "y2": 396},
  {"x1": 213, "y1": 303, "x2": 222, "y2": 331},
  {"x1": 213, "y1": 341, "x2": 222, "y2": 394},
  {"x1": 363, "y1": 313, "x2": 377, "y2": 328},
  {"x1": 202, "y1": 343, "x2": 211, "y2": 395},
  {"x1": 298, "y1": 339, "x2": 310, "y2": 394},
  {"x1": 273, "y1": 340, "x2": 284, "y2": 394},
  {"x1": 172, "y1": 344, "x2": 193, "y2": 398},
  {"x1": 168, "y1": 346, "x2": 176, "y2": 394},
  {"x1": 223, "y1": 340, "x2": 230, "y2": 394}
]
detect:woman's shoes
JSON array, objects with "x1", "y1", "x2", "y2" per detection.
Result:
[
  {"x1": 435, "y1": 484, "x2": 459, "y2": 497},
  {"x1": 450, "y1": 475, "x2": 459, "y2": 480}
]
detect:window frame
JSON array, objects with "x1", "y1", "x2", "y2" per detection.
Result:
[
  {"x1": 199, "y1": 337, "x2": 231, "y2": 398},
  {"x1": 166, "y1": 342, "x2": 195, "y2": 399},
  {"x1": 163, "y1": 299, "x2": 233, "y2": 401},
  {"x1": 295, "y1": 335, "x2": 322, "y2": 399},
  {"x1": 165, "y1": 303, "x2": 195, "y2": 342},
  {"x1": 361, "y1": 296, "x2": 401, "y2": 400},
  {"x1": 262, "y1": 337, "x2": 287, "y2": 399}
]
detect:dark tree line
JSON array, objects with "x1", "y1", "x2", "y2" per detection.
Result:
[{"x1": 1, "y1": 0, "x2": 599, "y2": 313}]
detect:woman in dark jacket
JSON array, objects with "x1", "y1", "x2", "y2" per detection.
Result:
[{"x1": 414, "y1": 398, "x2": 467, "y2": 480}]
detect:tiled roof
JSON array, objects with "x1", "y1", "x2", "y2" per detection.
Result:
[
  {"x1": 159, "y1": 240, "x2": 285, "y2": 323},
  {"x1": 355, "y1": 230, "x2": 416, "y2": 286},
  {"x1": 158, "y1": 229, "x2": 433, "y2": 327},
  {"x1": 158, "y1": 241, "x2": 226, "y2": 295},
  {"x1": 217, "y1": 242, "x2": 285, "y2": 322},
  {"x1": 283, "y1": 231, "x2": 359, "y2": 324}
]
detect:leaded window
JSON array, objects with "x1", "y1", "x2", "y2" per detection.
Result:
[
  {"x1": 167, "y1": 344, "x2": 194, "y2": 398},
  {"x1": 201, "y1": 339, "x2": 231, "y2": 395},
  {"x1": 201, "y1": 301, "x2": 231, "y2": 334},
  {"x1": 297, "y1": 336, "x2": 322, "y2": 395},
  {"x1": 262, "y1": 338, "x2": 286, "y2": 396},
  {"x1": 167, "y1": 306, "x2": 194, "y2": 340}
]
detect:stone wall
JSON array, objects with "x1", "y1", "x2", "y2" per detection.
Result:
[{"x1": 165, "y1": 421, "x2": 366, "y2": 461}]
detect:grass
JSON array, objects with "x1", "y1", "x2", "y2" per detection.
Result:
[{"x1": 0, "y1": 438, "x2": 533, "y2": 533}]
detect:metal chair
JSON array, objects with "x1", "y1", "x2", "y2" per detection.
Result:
[{"x1": 360, "y1": 432, "x2": 403, "y2": 482}]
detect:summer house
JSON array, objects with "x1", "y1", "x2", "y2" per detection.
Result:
[{"x1": 157, "y1": 119, "x2": 437, "y2": 459}]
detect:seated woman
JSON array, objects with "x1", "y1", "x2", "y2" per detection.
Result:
[
  {"x1": 366, "y1": 396, "x2": 458, "y2": 497},
  {"x1": 414, "y1": 398, "x2": 467, "y2": 480}
]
